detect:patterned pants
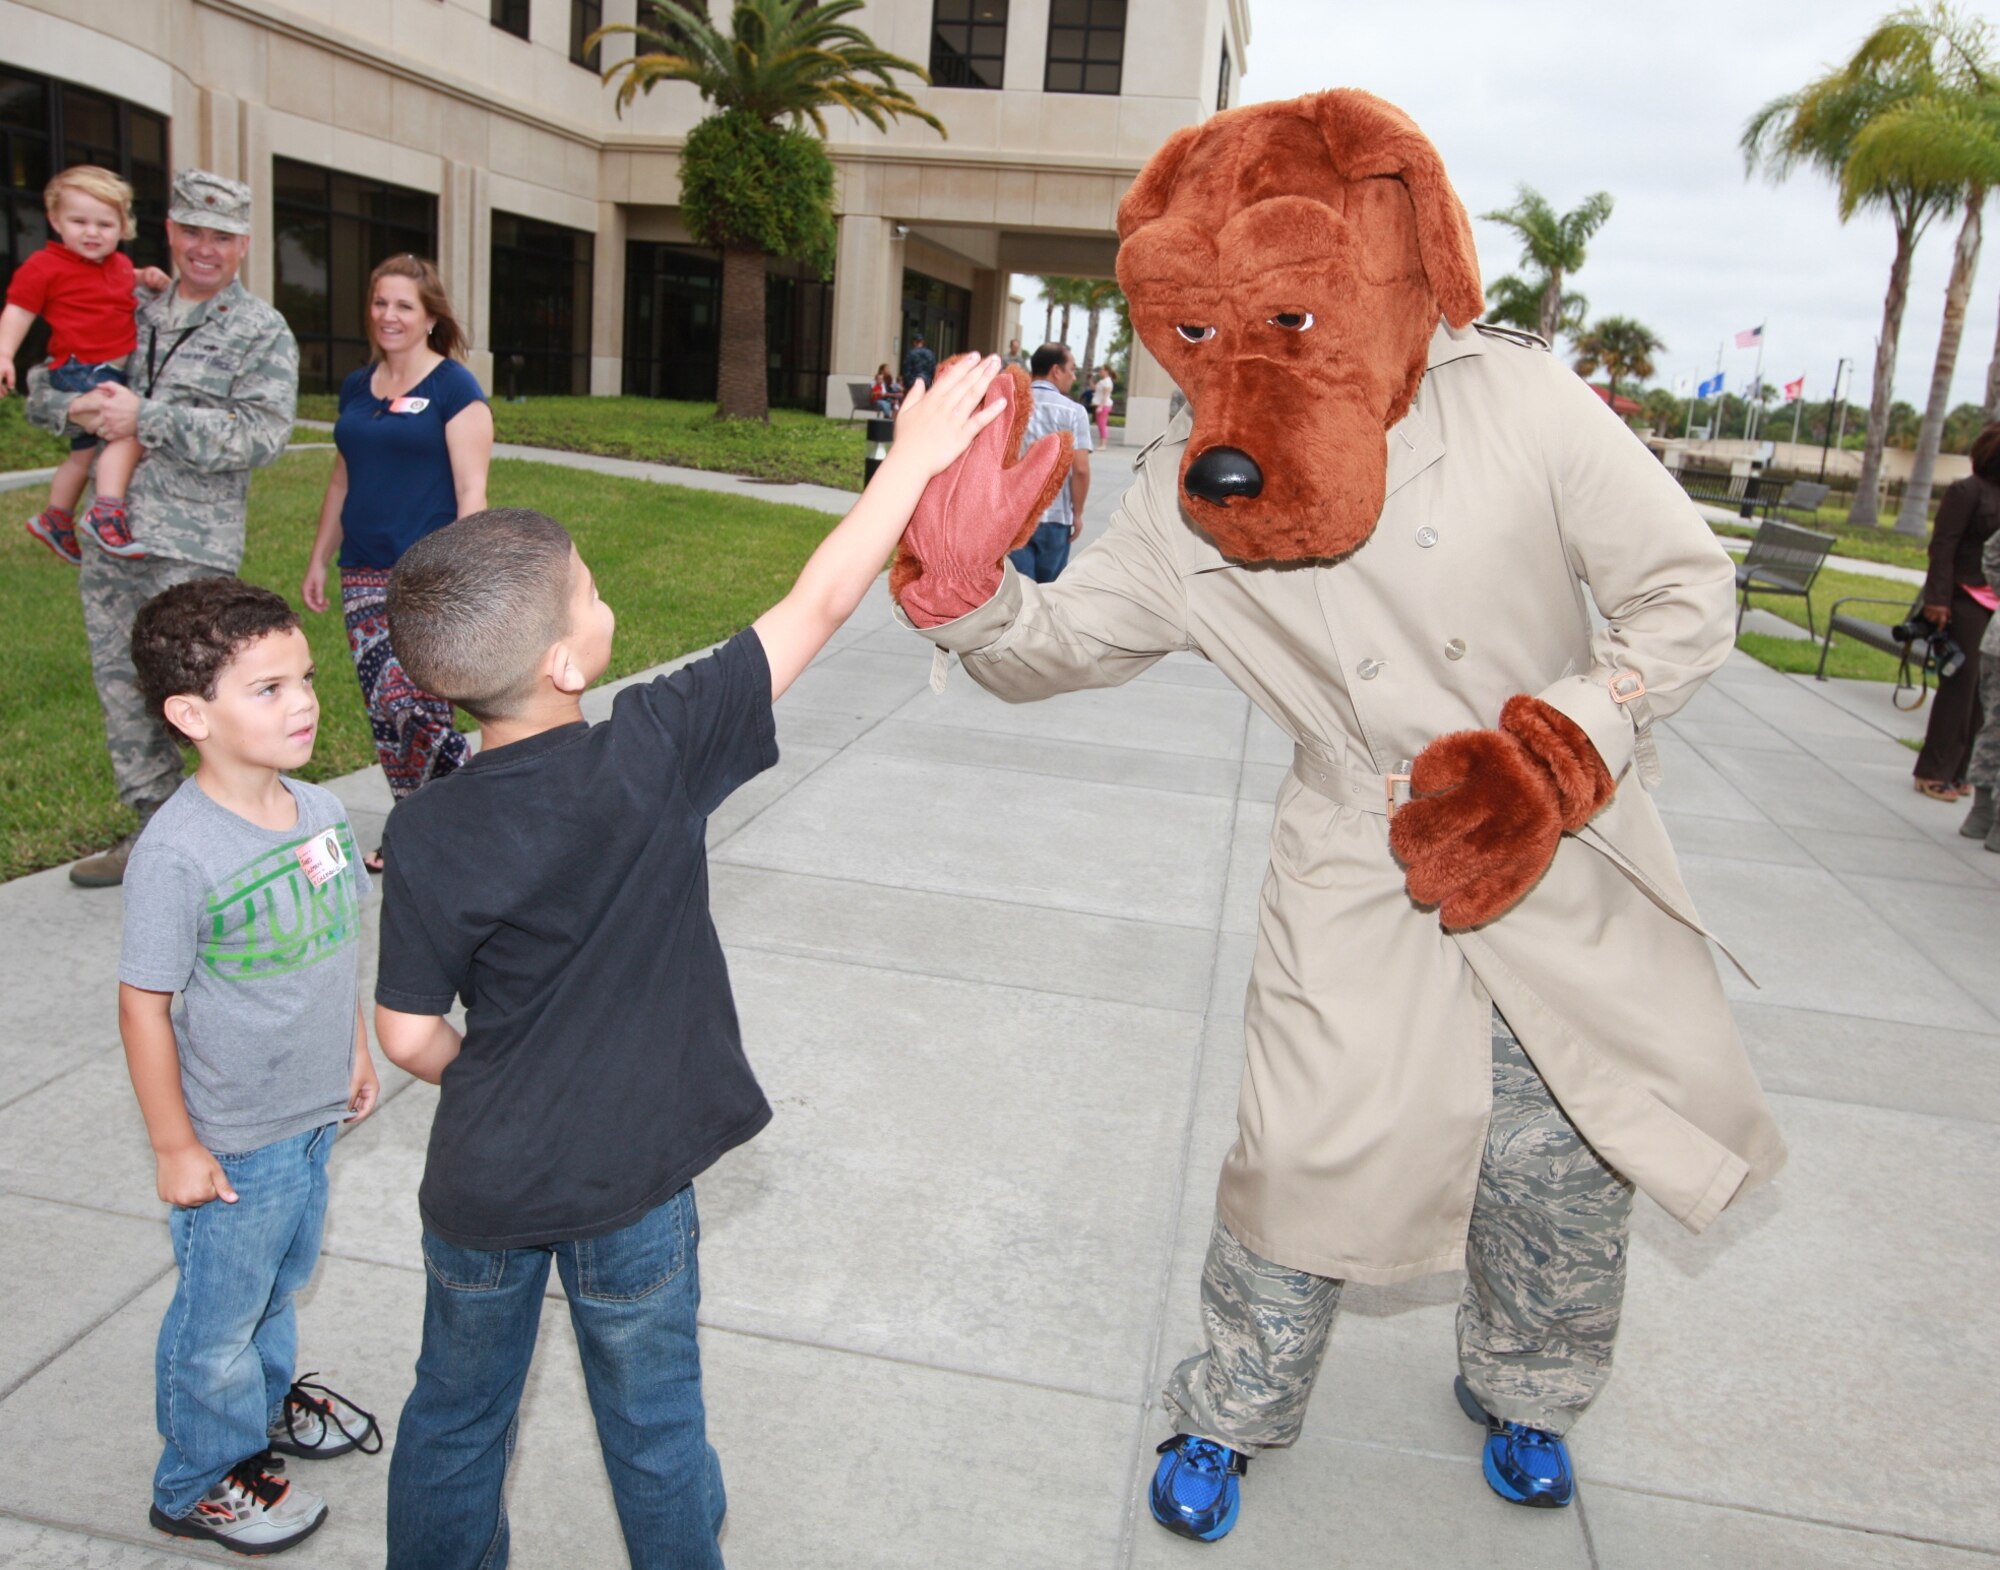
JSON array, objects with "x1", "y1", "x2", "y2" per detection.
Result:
[
  {"x1": 1969, "y1": 651, "x2": 2000, "y2": 790},
  {"x1": 1163, "y1": 1008, "x2": 1634, "y2": 1446},
  {"x1": 340, "y1": 568, "x2": 470, "y2": 802}
]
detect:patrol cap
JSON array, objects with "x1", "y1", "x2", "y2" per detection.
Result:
[{"x1": 167, "y1": 169, "x2": 253, "y2": 235}]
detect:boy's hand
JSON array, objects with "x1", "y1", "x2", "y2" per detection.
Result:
[
  {"x1": 0, "y1": 361, "x2": 14, "y2": 396},
  {"x1": 346, "y1": 1037, "x2": 380, "y2": 1125},
  {"x1": 157, "y1": 1143, "x2": 237, "y2": 1207},
  {"x1": 891, "y1": 363, "x2": 1074, "y2": 626},
  {"x1": 881, "y1": 353, "x2": 1008, "y2": 481},
  {"x1": 137, "y1": 266, "x2": 172, "y2": 294}
]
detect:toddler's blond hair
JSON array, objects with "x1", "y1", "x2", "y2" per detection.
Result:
[{"x1": 44, "y1": 165, "x2": 138, "y2": 241}]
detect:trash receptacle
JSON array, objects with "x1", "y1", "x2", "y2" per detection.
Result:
[{"x1": 864, "y1": 418, "x2": 894, "y2": 487}]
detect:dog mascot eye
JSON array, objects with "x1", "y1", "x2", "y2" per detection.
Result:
[
  {"x1": 1268, "y1": 312, "x2": 1315, "y2": 331},
  {"x1": 1175, "y1": 325, "x2": 1216, "y2": 343}
]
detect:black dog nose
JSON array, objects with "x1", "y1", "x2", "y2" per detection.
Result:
[{"x1": 1184, "y1": 446, "x2": 1264, "y2": 505}]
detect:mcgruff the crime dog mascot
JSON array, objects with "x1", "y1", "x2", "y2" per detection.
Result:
[{"x1": 891, "y1": 90, "x2": 1785, "y2": 1536}]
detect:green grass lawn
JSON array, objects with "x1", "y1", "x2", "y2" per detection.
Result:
[
  {"x1": 0, "y1": 396, "x2": 71, "y2": 472},
  {"x1": 0, "y1": 449, "x2": 838, "y2": 881},
  {"x1": 1733, "y1": 560, "x2": 1920, "y2": 682},
  {"x1": 296, "y1": 394, "x2": 871, "y2": 493},
  {"x1": 1711, "y1": 514, "x2": 1931, "y2": 573}
]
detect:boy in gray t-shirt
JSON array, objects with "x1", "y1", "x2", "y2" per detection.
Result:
[{"x1": 119, "y1": 578, "x2": 381, "y2": 1557}]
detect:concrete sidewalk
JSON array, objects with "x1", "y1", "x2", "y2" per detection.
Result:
[{"x1": 2, "y1": 448, "x2": 1997, "y2": 1568}]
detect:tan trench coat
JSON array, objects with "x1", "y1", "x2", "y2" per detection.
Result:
[{"x1": 915, "y1": 321, "x2": 1787, "y2": 1284}]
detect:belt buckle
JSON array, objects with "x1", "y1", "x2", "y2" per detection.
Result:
[
  {"x1": 1384, "y1": 760, "x2": 1412, "y2": 816},
  {"x1": 1608, "y1": 670, "x2": 1648, "y2": 705}
]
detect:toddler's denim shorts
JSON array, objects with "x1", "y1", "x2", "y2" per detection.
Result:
[{"x1": 46, "y1": 357, "x2": 131, "y2": 450}]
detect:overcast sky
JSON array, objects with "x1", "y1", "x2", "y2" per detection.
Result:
[{"x1": 1019, "y1": 0, "x2": 1998, "y2": 415}]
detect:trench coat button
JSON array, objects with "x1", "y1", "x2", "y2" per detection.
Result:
[
  {"x1": 1358, "y1": 658, "x2": 1385, "y2": 680},
  {"x1": 1415, "y1": 526, "x2": 1439, "y2": 548},
  {"x1": 1444, "y1": 639, "x2": 1466, "y2": 660}
]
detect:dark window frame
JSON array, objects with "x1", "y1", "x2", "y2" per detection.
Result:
[
  {"x1": 930, "y1": 0, "x2": 1008, "y2": 90},
  {"x1": 489, "y1": 209, "x2": 595, "y2": 398},
  {"x1": 1216, "y1": 37, "x2": 1232, "y2": 112},
  {"x1": 1043, "y1": 0, "x2": 1124, "y2": 95},
  {"x1": 570, "y1": 0, "x2": 604, "y2": 70},
  {"x1": 0, "y1": 66, "x2": 169, "y2": 383},
  {"x1": 491, "y1": 0, "x2": 531, "y2": 40},
  {"x1": 271, "y1": 156, "x2": 437, "y2": 395}
]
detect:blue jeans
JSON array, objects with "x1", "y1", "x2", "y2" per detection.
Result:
[
  {"x1": 387, "y1": 1185, "x2": 723, "y2": 1570},
  {"x1": 46, "y1": 358, "x2": 129, "y2": 450},
  {"x1": 154, "y1": 1123, "x2": 333, "y2": 1517},
  {"x1": 1009, "y1": 519, "x2": 1072, "y2": 582}
]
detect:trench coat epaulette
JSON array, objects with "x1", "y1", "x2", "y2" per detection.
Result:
[{"x1": 1471, "y1": 321, "x2": 1550, "y2": 352}]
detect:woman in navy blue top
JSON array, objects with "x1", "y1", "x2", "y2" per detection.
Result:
[{"x1": 303, "y1": 255, "x2": 493, "y2": 867}]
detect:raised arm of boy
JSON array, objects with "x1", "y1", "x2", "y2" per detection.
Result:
[
  {"x1": 750, "y1": 352, "x2": 1008, "y2": 700},
  {"x1": 119, "y1": 983, "x2": 239, "y2": 1206}
]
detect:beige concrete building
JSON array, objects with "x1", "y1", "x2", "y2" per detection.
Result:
[{"x1": 1, "y1": 0, "x2": 1251, "y2": 443}]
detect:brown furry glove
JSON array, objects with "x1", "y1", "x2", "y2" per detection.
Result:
[
  {"x1": 892, "y1": 364, "x2": 1073, "y2": 627},
  {"x1": 1387, "y1": 695, "x2": 1615, "y2": 930}
]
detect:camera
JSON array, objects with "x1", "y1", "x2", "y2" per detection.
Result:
[{"x1": 1892, "y1": 613, "x2": 1965, "y2": 680}]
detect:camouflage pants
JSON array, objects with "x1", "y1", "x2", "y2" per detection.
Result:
[
  {"x1": 1968, "y1": 652, "x2": 2000, "y2": 789},
  {"x1": 78, "y1": 550, "x2": 226, "y2": 809},
  {"x1": 1162, "y1": 1008, "x2": 1634, "y2": 1446}
]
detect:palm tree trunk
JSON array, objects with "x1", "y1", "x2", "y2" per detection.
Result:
[
  {"x1": 1538, "y1": 270, "x2": 1564, "y2": 345},
  {"x1": 1059, "y1": 300, "x2": 1072, "y2": 343},
  {"x1": 1895, "y1": 195, "x2": 1983, "y2": 537},
  {"x1": 1043, "y1": 298, "x2": 1054, "y2": 341},
  {"x1": 1082, "y1": 306, "x2": 1102, "y2": 380},
  {"x1": 1984, "y1": 291, "x2": 2000, "y2": 422},
  {"x1": 1850, "y1": 223, "x2": 1917, "y2": 528},
  {"x1": 716, "y1": 244, "x2": 770, "y2": 423}
]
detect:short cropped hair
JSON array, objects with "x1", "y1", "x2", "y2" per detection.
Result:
[
  {"x1": 1971, "y1": 423, "x2": 2000, "y2": 484},
  {"x1": 131, "y1": 578, "x2": 301, "y2": 742},
  {"x1": 387, "y1": 508, "x2": 576, "y2": 721},
  {"x1": 45, "y1": 165, "x2": 138, "y2": 240},
  {"x1": 1031, "y1": 342, "x2": 1072, "y2": 378}
]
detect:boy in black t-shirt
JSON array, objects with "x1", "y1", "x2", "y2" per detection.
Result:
[{"x1": 372, "y1": 354, "x2": 1021, "y2": 1570}]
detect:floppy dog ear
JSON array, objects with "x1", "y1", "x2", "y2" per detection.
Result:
[
  {"x1": 1307, "y1": 89, "x2": 1484, "y2": 329},
  {"x1": 1118, "y1": 122, "x2": 1204, "y2": 241}
]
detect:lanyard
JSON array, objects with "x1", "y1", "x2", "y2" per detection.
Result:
[{"x1": 144, "y1": 319, "x2": 202, "y2": 396}]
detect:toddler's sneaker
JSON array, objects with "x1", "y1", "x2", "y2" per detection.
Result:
[
  {"x1": 79, "y1": 497, "x2": 146, "y2": 558},
  {"x1": 267, "y1": 1374, "x2": 382, "y2": 1460},
  {"x1": 1454, "y1": 1374, "x2": 1575, "y2": 1508},
  {"x1": 1148, "y1": 1433, "x2": 1249, "y2": 1542},
  {"x1": 149, "y1": 1457, "x2": 327, "y2": 1556},
  {"x1": 25, "y1": 506, "x2": 82, "y2": 565}
]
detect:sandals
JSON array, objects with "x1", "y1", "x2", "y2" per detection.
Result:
[{"x1": 1914, "y1": 779, "x2": 1964, "y2": 802}]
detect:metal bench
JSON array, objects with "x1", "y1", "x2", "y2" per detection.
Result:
[
  {"x1": 1768, "y1": 479, "x2": 1830, "y2": 523},
  {"x1": 1813, "y1": 595, "x2": 1939, "y2": 702},
  {"x1": 846, "y1": 382, "x2": 880, "y2": 422},
  {"x1": 1735, "y1": 520, "x2": 1837, "y2": 638}
]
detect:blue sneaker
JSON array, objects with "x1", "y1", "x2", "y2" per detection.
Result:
[
  {"x1": 1454, "y1": 1375, "x2": 1574, "y2": 1508},
  {"x1": 1148, "y1": 1434, "x2": 1249, "y2": 1542}
]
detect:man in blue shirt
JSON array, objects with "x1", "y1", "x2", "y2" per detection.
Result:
[
  {"x1": 1007, "y1": 342, "x2": 1095, "y2": 582},
  {"x1": 901, "y1": 332, "x2": 937, "y2": 393}
]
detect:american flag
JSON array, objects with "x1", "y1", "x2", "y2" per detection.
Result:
[{"x1": 1736, "y1": 325, "x2": 1764, "y2": 348}]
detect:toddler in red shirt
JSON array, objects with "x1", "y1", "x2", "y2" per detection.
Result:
[{"x1": 0, "y1": 165, "x2": 170, "y2": 564}]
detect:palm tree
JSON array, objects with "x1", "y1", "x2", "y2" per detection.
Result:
[
  {"x1": 1079, "y1": 278, "x2": 1125, "y2": 380},
  {"x1": 1478, "y1": 185, "x2": 1614, "y2": 346},
  {"x1": 1571, "y1": 315, "x2": 1664, "y2": 408},
  {"x1": 595, "y1": 0, "x2": 942, "y2": 421},
  {"x1": 1840, "y1": 6, "x2": 2000, "y2": 533},
  {"x1": 1481, "y1": 271, "x2": 1586, "y2": 344},
  {"x1": 1036, "y1": 276, "x2": 1092, "y2": 348},
  {"x1": 1744, "y1": 17, "x2": 1963, "y2": 527}
]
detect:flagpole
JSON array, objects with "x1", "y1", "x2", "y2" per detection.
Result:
[
  {"x1": 1746, "y1": 325, "x2": 1766, "y2": 442},
  {"x1": 1791, "y1": 377, "x2": 1804, "y2": 447}
]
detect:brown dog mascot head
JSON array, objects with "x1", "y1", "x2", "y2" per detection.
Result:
[{"x1": 1116, "y1": 90, "x2": 1484, "y2": 564}]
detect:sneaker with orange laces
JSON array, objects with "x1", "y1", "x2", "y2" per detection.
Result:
[
  {"x1": 266, "y1": 1375, "x2": 382, "y2": 1461},
  {"x1": 78, "y1": 496, "x2": 146, "y2": 558},
  {"x1": 150, "y1": 1456, "x2": 327, "y2": 1555},
  {"x1": 25, "y1": 506, "x2": 82, "y2": 565}
]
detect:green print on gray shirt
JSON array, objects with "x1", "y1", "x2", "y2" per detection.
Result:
[{"x1": 120, "y1": 778, "x2": 366, "y2": 1155}]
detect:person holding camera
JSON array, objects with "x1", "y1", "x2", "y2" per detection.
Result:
[{"x1": 1911, "y1": 424, "x2": 2000, "y2": 802}]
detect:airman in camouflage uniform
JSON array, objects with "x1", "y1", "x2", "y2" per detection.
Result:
[
  {"x1": 1163, "y1": 1008, "x2": 1633, "y2": 1447},
  {"x1": 26, "y1": 169, "x2": 298, "y2": 885}
]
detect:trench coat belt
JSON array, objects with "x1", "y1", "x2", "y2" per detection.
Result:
[{"x1": 1289, "y1": 743, "x2": 1406, "y2": 816}]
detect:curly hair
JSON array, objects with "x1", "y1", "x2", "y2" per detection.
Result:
[{"x1": 130, "y1": 578, "x2": 301, "y2": 741}]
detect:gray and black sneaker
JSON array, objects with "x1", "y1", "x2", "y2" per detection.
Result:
[
  {"x1": 149, "y1": 1457, "x2": 326, "y2": 1556},
  {"x1": 266, "y1": 1375, "x2": 382, "y2": 1461}
]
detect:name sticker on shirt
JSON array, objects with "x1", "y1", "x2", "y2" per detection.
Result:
[
  {"x1": 388, "y1": 396, "x2": 430, "y2": 415},
  {"x1": 295, "y1": 831, "x2": 350, "y2": 888}
]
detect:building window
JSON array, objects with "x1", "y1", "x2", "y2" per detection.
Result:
[
  {"x1": 489, "y1": 212, "x2": 594, "y2": 397},
  {"x1": 931, "y1": 0, "x2": 1007, "y2": 90},
  {"x1": 0, "y1": 66, "x2": 169, "y2": 383},
  {"x1": 1216, "y1": 39, "x2": 1232, "y2": 112},
  {"x1": 570, "y1": 0, "x2": 604, "y2": 70},
  {"x1": 643, "y1": 0, "x2": 709, "y2": 51},
  {"x1": 272, "y1": 157, "x2": 437, "y2": 393},
  {"x1": 491, "y1": 0, "x2": 530, "y2": 40},
  {"x1": 623, "y1": 242, "x2": 831, "y2": 412},
  {"x1": 1044, "y1": 0, "x2": 1124, "y2": 95},
  {"x1": 902, "y1": 269, "x2": 971, "y2": 365}
]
